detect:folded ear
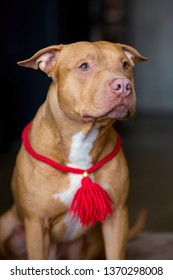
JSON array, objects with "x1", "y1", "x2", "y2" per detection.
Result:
[
  {"x1": 17, "y1": 44, "x2": 63, "y2": 76},
  {"x1": 117, "y1": 43, "x2": 148, "y2": 66}
]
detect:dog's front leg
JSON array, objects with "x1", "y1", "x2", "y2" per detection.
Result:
[
  {"x1": 25, "y1": 217, "x2": 49, "y2": 260},
  {"x1": 102, "y1": 206, "x2": 128, "y2": 260}
]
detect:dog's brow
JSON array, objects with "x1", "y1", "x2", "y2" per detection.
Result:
[
  {"x1": 78, "y1": 53, "x2": 97, "y2": 60},
  {"x1": 72, "y1": 54, "x2": 98, "y2": 66}
]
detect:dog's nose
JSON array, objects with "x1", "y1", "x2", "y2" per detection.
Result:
[{"x1": 110, "y1": 78, "x2": 132, "y2": 96}]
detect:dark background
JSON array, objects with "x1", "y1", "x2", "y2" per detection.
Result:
[{"x1": 0, "y1": 0, "x2": 173, "y2": 234}]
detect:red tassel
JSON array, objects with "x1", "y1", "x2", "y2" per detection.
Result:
[{"x1": 69, "y1": 176, "x2": 113, "y2": 226}]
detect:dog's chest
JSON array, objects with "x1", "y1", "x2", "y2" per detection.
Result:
[{"x1": 52, "y1": 128, "x2": 99, "y2": 240}]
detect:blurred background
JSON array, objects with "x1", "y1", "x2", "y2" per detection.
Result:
[{"x1": 0, "y1": 0, "x2": 173, "y2": 236}]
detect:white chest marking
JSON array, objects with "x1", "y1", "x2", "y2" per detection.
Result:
[
  {"x1": 53, "y1": 127, "x2": 99, "y2": 203},
  {"x1": 53, "y1": 128, "x2": 99, "y2": 237},
  {"x1": 68, "y1": 128, "x2": 99, "y2": 169}
]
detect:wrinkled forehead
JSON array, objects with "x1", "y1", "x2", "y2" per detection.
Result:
[{"x1": 58, "y1": 41, "x2": 126, "y2": 67}]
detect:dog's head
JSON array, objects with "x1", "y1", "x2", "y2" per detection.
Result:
[{"x1": 18, "y1": 41, "x2": 147, "y2": 126}]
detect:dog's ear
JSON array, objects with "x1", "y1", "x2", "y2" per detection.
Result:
[
  {"x1": 17, "y1": 45, "x2": 63, "y2": 76},
  {"x1": 117, "y1": 43, "x2": 148, "y2": 66}
]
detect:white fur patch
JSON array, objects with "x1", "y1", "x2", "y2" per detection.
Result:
[
  {"x1": 53, "y1": 127, "x2": 99, "y2": 204},
  {"x1": 53, "y1": 128, "x2": 99, "y2": 238},
  {"x1": 68, "y1": 128, "x2": 99, "y2": 169}
]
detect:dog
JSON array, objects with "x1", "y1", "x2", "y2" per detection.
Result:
[{"x1": 0, "y1": 41, "x2": 147, "y2": 260}]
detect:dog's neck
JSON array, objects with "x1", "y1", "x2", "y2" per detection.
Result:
[{"x1": 30, "y1": 85, "x2": 115, "y2": 167}]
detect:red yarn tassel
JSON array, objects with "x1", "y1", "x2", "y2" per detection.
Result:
[{"x1": 69, "y1": 176, "x2": 113, "y2": 226}]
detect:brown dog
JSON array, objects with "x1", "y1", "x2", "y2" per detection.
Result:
[{"x1": 0, "y1": 41, "x2": 147, "y2": 260}]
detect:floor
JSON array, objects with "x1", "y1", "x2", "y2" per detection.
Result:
[{"x1": 0, "y1": 114, "x2": 173, "y2": 234}]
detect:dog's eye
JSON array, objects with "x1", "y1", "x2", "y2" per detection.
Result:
[
  {"x1": 122, "y1": 61, "x2": 130, "y2": 70},
  {"x1": 79, "y1": 63, "x2": 89, "y2": 71}
]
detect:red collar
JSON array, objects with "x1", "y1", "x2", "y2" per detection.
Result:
[{"x1": 22, "y1": 122, "x2": 122, "y2": 226}]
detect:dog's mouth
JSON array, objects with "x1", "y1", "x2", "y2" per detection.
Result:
[{"x1": 83, "y1": 104, "x2": 130, "y2": 122}]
